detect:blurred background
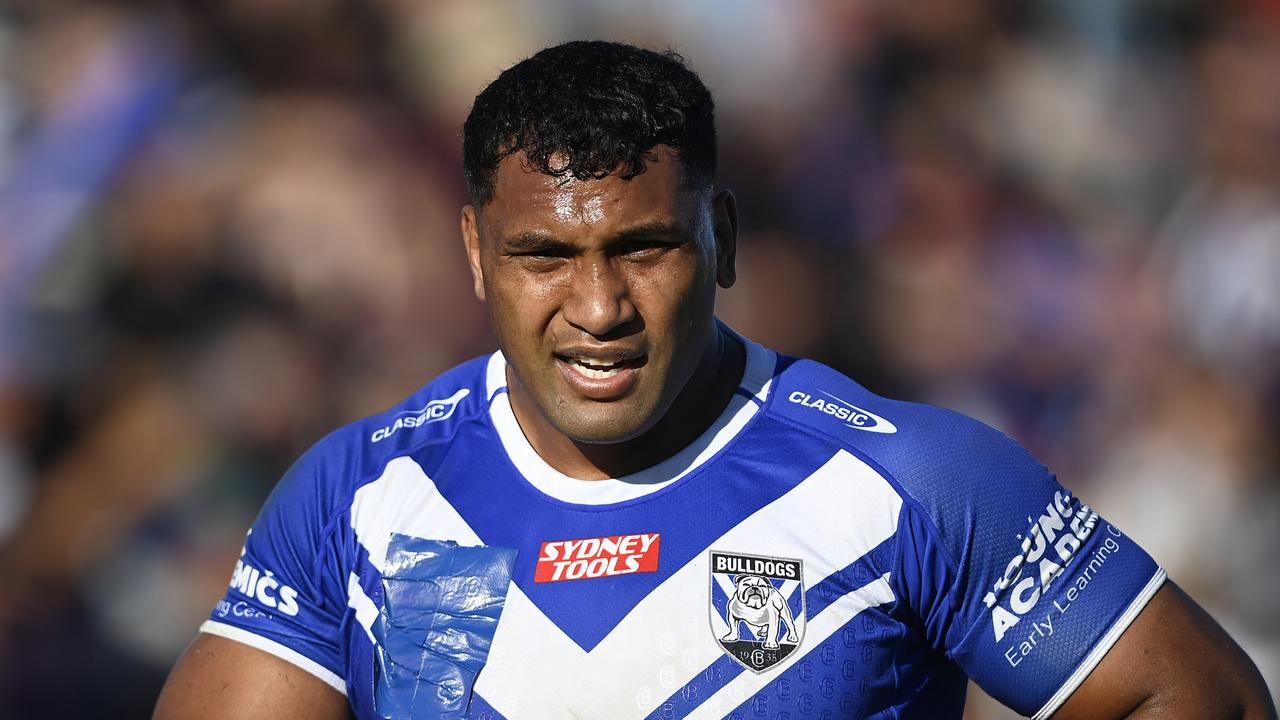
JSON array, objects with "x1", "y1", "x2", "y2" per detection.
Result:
[{"x1": 0, "y1": 0, "x2": 1276, "y2": 717}]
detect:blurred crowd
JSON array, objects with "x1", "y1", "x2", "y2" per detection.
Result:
[{"x1": 0, "y1": 0, "x2": 1276, "y2": 717}]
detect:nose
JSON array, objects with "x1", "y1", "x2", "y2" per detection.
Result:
[{"x1": 561, "y1": 255, "x2": 636, "y2": 337}]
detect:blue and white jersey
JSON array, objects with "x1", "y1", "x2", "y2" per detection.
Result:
[{"x1": 203, "y1": 330, "x2": 1165, "y2": 719}]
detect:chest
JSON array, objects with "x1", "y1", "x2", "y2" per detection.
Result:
[{"x1": 343, "y1": 449, "x2": 914, "y2": 718}]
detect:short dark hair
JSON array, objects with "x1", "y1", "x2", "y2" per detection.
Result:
[{"x1": 463, "y1": 40, "x2": 717, "y2": 206}]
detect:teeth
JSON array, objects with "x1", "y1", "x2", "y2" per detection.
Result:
[
  {"x1": 566, "y1": 356, "x2": 625, "y2": 379},
  {"x1": 574, "y1": 365, "x2": 620, "y2": 379}
]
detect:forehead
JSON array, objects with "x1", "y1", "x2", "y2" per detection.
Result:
[{"x1": 481, "y1": 148, "x2": 699, "y2": 238}]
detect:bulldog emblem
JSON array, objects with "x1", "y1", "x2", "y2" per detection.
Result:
[{"x1": 709, "y1": 551, "x2": 806, "y2": 673}]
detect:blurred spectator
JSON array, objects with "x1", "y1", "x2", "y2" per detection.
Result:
[{"x1": 0, "y1": 0, "x2": 1276, "y2": 717}]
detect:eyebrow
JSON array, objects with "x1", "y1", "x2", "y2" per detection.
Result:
[
  {"x1": 501, "y1": 231, "x2": 565, "y2": 253},
  {"x1": 501, "y1": 220, "x2": 692, "y2": 252},
  {"x1": 610, "y1": 220, "x2": 692, "y2": 245}
]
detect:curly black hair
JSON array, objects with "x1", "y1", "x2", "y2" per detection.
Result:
[{"x1": 463, "y1": 40, "x2": 717, "y2": 206}]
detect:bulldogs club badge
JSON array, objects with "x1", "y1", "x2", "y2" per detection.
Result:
[{"x1": 708, "y1": 551, "x2": 805, "y2": 673}]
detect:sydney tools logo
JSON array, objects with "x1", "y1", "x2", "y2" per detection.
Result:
[{"x1": 534, "y1": 532, "x2": 661, "y2": 582}]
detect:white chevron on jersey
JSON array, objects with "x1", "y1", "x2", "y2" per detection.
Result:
[
  {"x1": 346, "y1": 450, "x2": 902, "y2": 719},
  {"x1": 346, "y1": 573, "x2": 377, "y2": 643},
  {"x1": 350, "y1": 456, "x2": 484, "y2": 568}
]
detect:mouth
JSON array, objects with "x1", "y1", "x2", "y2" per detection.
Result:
[
  {"x1": 553, "y1": 350, "x2": 646, "y2": 399},
  {"x1": 557, "y1": 354, "x2": 644, "y2": 379}
]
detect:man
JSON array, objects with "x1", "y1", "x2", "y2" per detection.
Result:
[{"x1": 156, "y1": 41, "x2": 1275, "y2": 719}]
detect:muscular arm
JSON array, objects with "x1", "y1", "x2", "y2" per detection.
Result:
[
  {"x1": 154, "y1": 634, "x2": 351, "y2": 720},
  {"x1": 1055, "y1": 582, "x2": 1276, "y2": 719}
]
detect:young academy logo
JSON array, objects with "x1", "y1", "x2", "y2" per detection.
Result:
[{"x1": 709, "y1": 551, "x2": 806, "y2": 673}]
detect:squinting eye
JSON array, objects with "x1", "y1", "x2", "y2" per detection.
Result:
[
  {"x1": 623, "y1": 241, "x2": 675, "y2": 257},
  {"x1": 521, "y1": 247, "x2": 572, "y2": 259},
  {"x1": 512, "y1": 250, "x2": 570, "y2": 272},
  {"x1": 507, "y1": 244, "x2": 571, "y2": 262}
]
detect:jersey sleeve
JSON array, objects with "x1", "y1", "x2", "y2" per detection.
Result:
[
  {"x1": 886, "y1": 410, "x2": 1165, "y2": 719},
  {"x1": 200, "y1": 437, "x2": 350, "y2": 695}
]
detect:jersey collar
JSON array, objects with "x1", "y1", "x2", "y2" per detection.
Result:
[{"x1": 484, "y1": 324, "x2": 775, "y2": 505}]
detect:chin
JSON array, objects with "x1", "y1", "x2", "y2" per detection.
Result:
[
  {"x1": 551, "y1": 404, "x2": 657, "y2": 446},
  {"x1": 559, "y1": 420, "x2": 650, "y2": 446}
]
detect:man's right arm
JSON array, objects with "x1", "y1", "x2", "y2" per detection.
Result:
[
  {"x1": 156, "y1": 436, "x2": 353, "y2": 718},
  {"x1": 154, "y1": 634, "x2": 350, "y2": 720}
]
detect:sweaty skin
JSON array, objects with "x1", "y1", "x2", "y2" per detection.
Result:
[{"x1": 461, "y1": 147, "x2": 742, "y2": 480}]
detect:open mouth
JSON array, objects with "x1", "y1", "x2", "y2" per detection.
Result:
[{"x1": 557, "y1": 354, "x2": 645, "y2": 380}]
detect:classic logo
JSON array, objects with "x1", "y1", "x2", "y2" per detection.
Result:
[
  {"x1": 534, "y1": 532, "x2": 661, "y2": 582},
  {"x1": 371, "y1": 388, "x2": 470, "y2": 443},
  {"x1": 787, "y1": 390, "x2": 897, "y2": 434},
  {"x1": 709, "y1": 551, "x2": 806, "y2": 673}
]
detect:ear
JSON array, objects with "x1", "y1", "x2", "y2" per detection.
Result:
[
  {"x1": 461, "y1": 205, "x2": 486, "y2": 301},
  {"x1": 712, "y1": 189, "x2": 738, "y2": 288}
]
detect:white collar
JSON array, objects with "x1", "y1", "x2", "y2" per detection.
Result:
[{"x1": 484, "y1": 327, "x2": 775, "y2": 505}]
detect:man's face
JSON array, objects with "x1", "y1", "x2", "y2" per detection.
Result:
[{"x1": 462, "y1": 148, "x2": 735, "y2": 444}]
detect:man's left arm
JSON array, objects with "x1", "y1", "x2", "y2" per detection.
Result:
[
  {"x1": 879, "y1": 407, "x2": 1273, "y2": 719},
  {"x1": 1056, "y1": 581, "x2": 1275, "y2": 719}
]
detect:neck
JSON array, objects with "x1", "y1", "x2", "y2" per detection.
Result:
[{"x1": 513, "y1": 327, "x2": 746, "y2": 480}]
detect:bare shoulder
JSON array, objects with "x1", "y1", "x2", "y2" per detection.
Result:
[
  {"x1": 154, "y1": 633, "x2": 350, "y2": 720},
  {"x1": 1055, "y1": 581, "x2": 1276, "y2": 719}
]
